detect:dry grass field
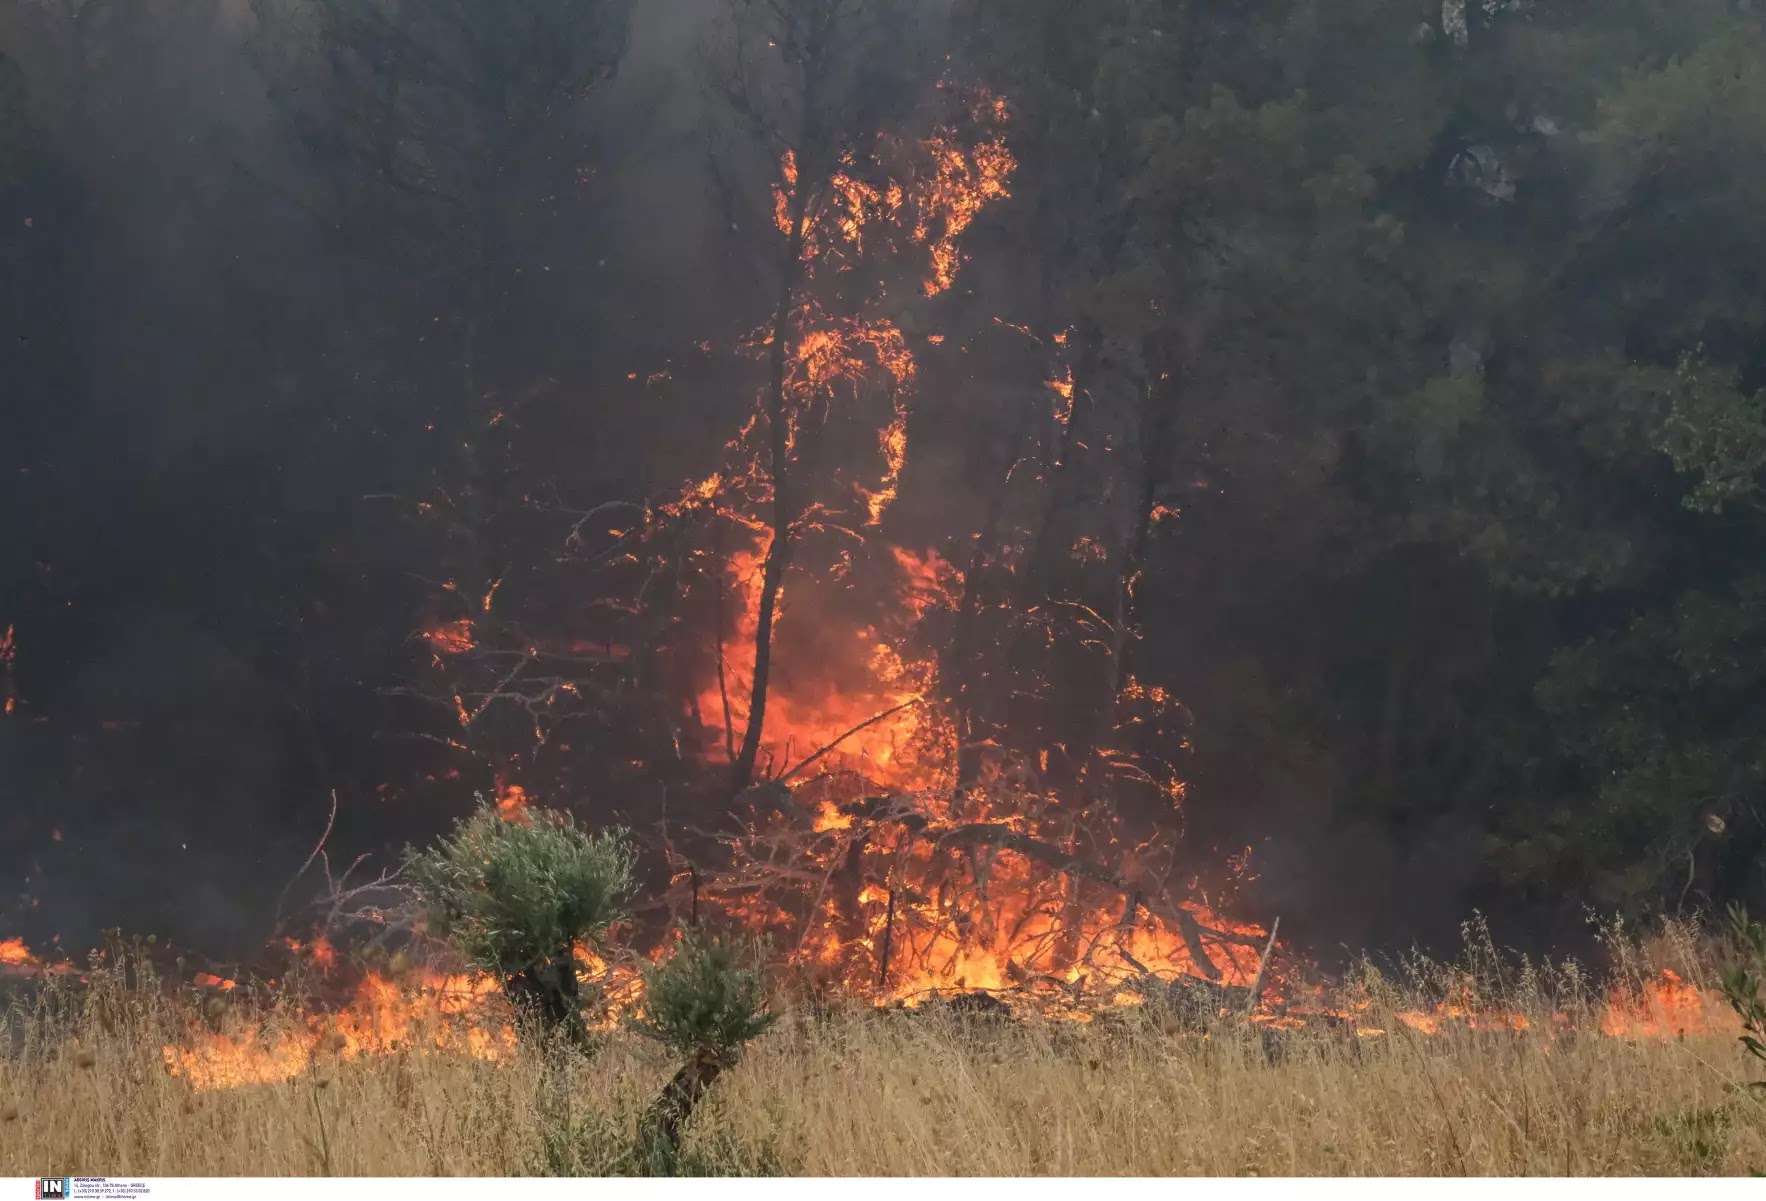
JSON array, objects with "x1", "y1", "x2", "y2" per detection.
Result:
[{"x1": 3, "y1": 927, "x2": 1764, "y2": 1177}]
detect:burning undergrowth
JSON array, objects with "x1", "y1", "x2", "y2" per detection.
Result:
[{"x1": 0, "y1": 917, "x2": 1744, "y2": 1101}]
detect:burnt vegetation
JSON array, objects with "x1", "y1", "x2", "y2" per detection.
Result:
[{"x1": 2, "y1": 0, "x2": 1766, "y2": 995}]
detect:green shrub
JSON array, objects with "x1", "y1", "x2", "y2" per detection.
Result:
[
  {"x1": 628, "y1": 930, "x2": 776, "y2": 1157},
  {"x1": 629, "y1": 931, "x2": 776, "y2": 1057},
  {"x1": 1718, "y1": 903, "x2": 1766, "y2": 1091},
  {"x1": 403, "y1": 798, "x2": 637, "y2": 1043}
]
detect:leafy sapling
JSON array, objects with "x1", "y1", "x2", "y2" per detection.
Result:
[
  {"x1": 403, "y1": 798, "x2": 637, "y2": 1047},
  {"x1": 1719, "y1": 903, "x2": 1766, "y2": 1091},
  {"x1": 628, "y1": 930, "x2": 776, "y2": 1154}
]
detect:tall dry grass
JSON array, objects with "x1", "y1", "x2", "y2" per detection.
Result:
[{"x1": 2, "y1": 921, "x2": 1763, "y2": 1176}]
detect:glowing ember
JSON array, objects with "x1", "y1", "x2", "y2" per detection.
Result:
[
  {"x1": 284, "y1": 936, "x2": 339, "y2": 974},
  {"x1": 494, "y1": 779, "x2": 531, "y2": 823},
  {"x1": 911, "y1": 118, "x2": 1015, "y2": 296},
  {"x1": 1, "y1": 623, "x2": 15, "y2": 716},
  {"x1": 424, "y1": 619, "x2": 476, "y2": 656}
]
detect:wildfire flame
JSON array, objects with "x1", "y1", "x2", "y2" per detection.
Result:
[
  {"x1": 913, "y1": 120, "x2": 1014, "y2": 296},
  {"x1": 12, "y1": 78, "x2": 1746, "y2": 1101},
  {"x1": 494, "y1": 778, "x2": 531, "y2": 823},
  {"x1": 159, "y1": 943, "x2": 646, "y2": 1092},
  {"x1": 673, "y1": 85, "x2": 1270, "y2": 1006},
  {"x1": 2, "y1": 623, "x2": 16, "y2": 715},
  {"x1": 773, "y1": 94, "x2": 1014, "y2": 296},
  {"x1": 697, "y1": 544, "x2": 946, "y2": 786},
  {"x1": 1598, "y1": 968, "x2": 1728, "y2": 1039},
  {"x1": 423, "y1": 619, "x2": 476, "y2": 656},
  {"x1": 162, "y1": 968, "x2": 515, "y2": 1091},
  {"x1": 142, "y1": 951, "x2": 1736, "y2": 1093},
  {"x1": 0, "y1": 936, "x2": 71, "y2": 976}
]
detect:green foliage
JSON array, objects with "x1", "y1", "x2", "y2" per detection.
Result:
[
  {"x1": 1135, "y1": 88, "x2": 1309, "y2": 217},
  {"x1": 1656, "y1": 356, "x2": 1766, "y2": 514},
  {"x1": 402, "y1": 799, "x2": 637, "y2": 978},
  {"x1": 1524, "y1": 582, "x2": 1766, "y2": 913},
  {"x1": 952, "y1": 0, "x2": 1766, "y2": 930},
  {"x1": 628, "y1": 931, "x2": 776, "y2": 1058},
  {"x1": 1718, "y1": 904, "x2": 1766, "y2": 1089}
]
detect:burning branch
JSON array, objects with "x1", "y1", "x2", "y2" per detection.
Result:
[
  {"x1": 675, "y1": 770, "x2": 1266, "y2": 1007},
  {"x1": 933, "y1": 821, "x2": 1241, "y2": 980},
  {"x1": 729, "y1": 160, "x2": 811, "y2": 794},
  {"x1": 779, "y1": 696, "x2": 925, "y2": 782},
  {"x1": 1246, "y1": 916, "x2": 1281, "y2": 1015}
]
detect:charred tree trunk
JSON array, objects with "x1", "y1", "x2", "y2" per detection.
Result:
[
  {"x1": 642, "y1": 1045, "x2": 727, "y2": 1153},
  {"x1": 832, "y1": 828, "x2": 872, "y2": 948},
  {"x1": 1051, "y1": 816, "x2": 1086, "y2": 973},
  {"x1": 943, "y1": 379, "x2": 1039, "y2": 737},
  {"x1": 731, "y1": 162, "x2": 813, "y2": 795},
  {"x1": 507, "y1": 949, "x2": 588, "y2": 1048},
  {"x1": 1119, "y1": 374, "x2": 1176, "y2": 679},
  {"x1": 713, "y1": 520, "x2": 737, "y2": 761},
  {"x1": 1025, "y1": 322, "x2": 1100, "y2": 598},
  {"x1": 1077, "y1": 368, "x2": 1178, "y2": 769}
]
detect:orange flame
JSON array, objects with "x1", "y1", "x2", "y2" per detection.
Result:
[
  {"x1": 424, "y1": 619, "x2": 476, "y2": 656},
  {"x1": 699, "y1": 546, "x2": 943, "y2": 787},
  {"x1": 1599, "y1": 969, "x2": 1732, "y2": 1040},
  {"x1": 1, "y1": 623, "x2": 16, "y2": 716},
  {"x1": 912, "y1": 123, "x2": 1015, "y2": 296},
  {"x1": 0, "y1": 937, "x2": 72, "y2": 977},
  {"x1": 494, "y1": 778, "x2": 531, "y2": 824},
  {"x1": 162, "y1": 969, "x2": 515, "y2": 1091}
]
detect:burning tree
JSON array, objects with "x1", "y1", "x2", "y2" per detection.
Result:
[
  {"x1": 245, "y1": 0, "x2": 1277, "y2": 1018},
  {"x1": 532, "y1": 2, "x2": 1275, "y2": 1011},
  {"x1": 707, "y1": 0, "x2": 952, "y2": 793}
]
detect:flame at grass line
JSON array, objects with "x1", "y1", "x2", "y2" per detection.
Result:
[
  {"x1": 144, "y1": 955, "x2": 1737, "y2": 1093},
  {"x1": 160, "y1": 946, "x2": 645, "y2": 1092},
  {"x1": 161, "y1": 969, "x2": 516, "y2": 1091},
  {"x1": 1597, "y1": 969, "x2": 1729, "y2": 1040},
  {"x1": 0, "y1": 937, "x2": 73, "y2": 976}
]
